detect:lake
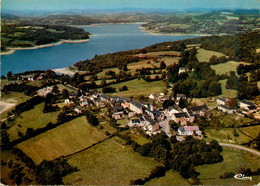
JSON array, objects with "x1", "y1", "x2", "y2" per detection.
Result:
[{"x1": 1, "y1": 24, "x2": 198, "y2": 75}]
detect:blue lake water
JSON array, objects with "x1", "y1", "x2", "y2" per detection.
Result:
[{"x1": 1, "y1": 24, "x2": 198, "y2": 75}]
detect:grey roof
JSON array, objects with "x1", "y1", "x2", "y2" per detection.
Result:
[
  {"x1": 174, "y1": 112, "x2": 189, "y2": 118},
  {"x1": 240, "y1": 100, "x2": 255, "y2": 106},
  {"x1": 247, "y1": 105, "x2": 257, "y2": 110},
  {"x1": 219, "y1": 104, "x2": 232, "y2": 110},
  {"x1": 217, "y1": 97, "x2": 227, "y2": 102},
  {"x1": 188, "y1": 104, "x2": 208, "y2": 112},
  {"x1": 147, "y1": 118, "x2": 157, "y2": 125},
  {"x1": 113, "y1": 106, "x2": 124, "y2": 112},
  {"x1": 130, "y1": 100, "x2": 143, "y2": 109},
  {"x1": 100, "y1": 94, "x2": 109, "y2": 99}
]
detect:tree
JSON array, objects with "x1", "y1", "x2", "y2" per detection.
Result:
[
  {"x1": 51, "y1": 85, "x2": 60, "y2": 95},
  {"x1": 160, "y1": 61, "x2": 166, "y2": 69},
  {"x1": 7, "y1": 71, "x2": 13, "y2": 79},
  {"x1": 1, "y1": 130, "x2": 11, "y2": 150},
  {"x1": 61, "y1": 89, "x2": 69, "y2": 99},
  {"x1": 86, "y1": 111, "x2": 99, "y2": 126}
]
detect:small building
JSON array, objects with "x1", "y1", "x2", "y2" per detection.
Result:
[
  {"x1": 239, "y1": 100, "x2": 256, "y2": 109},
  {"x1": 178, "y1": 67, "x2": 186, "y2": 74},
  {"x1": 128, "y1": 112, "x2": 136, "y2": 118},
  {"x1": 178, "y1": 126, "x2": 201, "y2": 136},
  {"x1": 176, "y1": 94, "x2": 186, "y2": 101},
  {"x1": 218, "y1": 104, "x2": 233, "y2": 114},
  {"x1": 112, "y1": 113, "x2": 125, "y2": 120},
  {"x1": 130, "y1": 100, "x2": 143, "y2": 114},
  {"x1": 172, "y1": 112, "x2": 190, "y2": 124},
  {"x1": 149, "y1": 93, "x2": 160, "y2": 99},
  {"x1": 74, "y1": 106, "x2": 82, "y2": 113},
  {"x1": 216, "y1": 97, "x2": 227, "y2": 105},
  {"x1": 146, "y1": 118, "x2": 159, "y2": 132},
  {"x1": 158, "y1": 95, "x2": 170, "y2": 103},
  {"x1": 100, "y1": 94, "x2": 110, "y2": 102},
  {"x1": 113, "y1": 106, "x2": 124, "y2": 114},
  {"x1": 69, "y1": 91, "x2": 79, "y2": 99},
  {"x1": 128, "y1": 118, "x2": 141, "y2": 127}
]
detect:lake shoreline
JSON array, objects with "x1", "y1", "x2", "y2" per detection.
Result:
[
  {"x1": 0, "y1": 39, "x2": 90, "y2": 56},
  {"x1": 139, "y1": 26, "x2": 212, "y2": 36}
]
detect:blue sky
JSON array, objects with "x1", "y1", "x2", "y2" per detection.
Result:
[{"x1": 2, "y1": 0, "x2": 259, "y2": 11}]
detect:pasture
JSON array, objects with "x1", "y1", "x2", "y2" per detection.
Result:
[
  {"x1": 240, "y1": 125, "x2": 260, "y2": 139},
  {"x1": 63, "y1": 137, "x2": 161, "y2": 185},
  {"x1": 196, "y1": 48, "x2": 226, "y2": 62},
  {"x1": 211, "y1": 61, "x2": 248, "y2": 75},
  {"x1": 97, "y1": 79, "x2": 166, "y2": 97},
  {"x1": 17, "y1": 116, "x2": 107, "y2": 164},
  {"x1": 204, "y1": 128, "x2": 252, "y2": 145},
  {"x1": 8, "y1": 102, "x2": 60, "y2": 141},
  {"x1": 197, "y1": 148, "x2": 260, "y2": 185}
]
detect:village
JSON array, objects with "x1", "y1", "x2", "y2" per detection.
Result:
[{"x1": 36, "y1": 84, "x2": 259, "y2": 141}]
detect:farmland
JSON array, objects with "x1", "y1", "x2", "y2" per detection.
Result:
[
  {"x1": 17, "y1": 116, "x2": 107, "y2": 164},
  {"x1": 240, "y1": 125, "x2": 260, "y2": 139},
  {"x1": 63, "y1": 137, "x2": 161, "y2": 185}
]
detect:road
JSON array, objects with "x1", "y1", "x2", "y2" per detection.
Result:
[{"x1": 219, "y1": 143, "x2": 260, "y2": 156}]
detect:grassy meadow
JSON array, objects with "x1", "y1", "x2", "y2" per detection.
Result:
[
  {"x1": 145, "y1": 170, "x2": 189, "y2": 185},
  {"x1": 196, "y1": 48, "x2": 226, "y2": 62},
  {"x1": 240, "y1": 125, "x2": 260, "y2": 139},
  {"x1": 197, "y1": 148, "x2": 260, "y2": 185},
  {"x1": 17, "y1": 116, "x2": 107, "y2": 164},
  {"x1": 8, "y1": 102, "x2": 60, "y2": 141},
  {"x1": 219, "y1": 79, "x2": 238, "y2": 98},
  {"x1": 97, "y1": 79, "x2": 166, "y2": 97},
  {"x1": 211, "y1": 61, "x2": 248, "y2": 75},
  {"x1": 63, "y1": 137, "x2": 161, "y2": 185},
  {"x1": 204, "y1": 128, "x2": 252, "y2": 145}
]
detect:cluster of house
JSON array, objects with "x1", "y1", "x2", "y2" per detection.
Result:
[
  {"x1": 66, "y1": 90, "x2": 205, "y2": 137},
  {"x1": 17, "y1": 73, "x2": 46, "y2": 81},
  {"x1": 217, "y1": 97, "x2": 258, "y2": 116}
]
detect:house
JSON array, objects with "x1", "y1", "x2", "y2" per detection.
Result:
[
  {"x1": 146, "y1": 118, "x2": 159, "y2": 132},
  {"x1": 92, "y1": 92, "x2": 100, "y2": 98},
  {"x1": 122, "y1": 101, "x2": 130, "y2": 109},
  {"x1": 235, "y1": 110, "x2": 245, "y2": 116},
  {"x1": 239, "y1": 100, "x2": 256, "y2": 109},
  {"x1": 158, "y1": 95, "x2": 170, "y2": 103},
  {"x1": 172, "y1": 112, "x2": 190, "y2": 124},
  {"x1": 130, "y1": 100, "x2": 143, "y2": 114},
  {"x1": 178, "y1": 126, "x2": 201, "y2": 136},
  {"x1": 113, "y1": 106, "x2": 124, "y2": 114},
  {"x1": 218, "y1": 104, "x2": 233, "y2": 114},
  {"x1": 184, "y1": 104, "x2": 208, "y2": 118},
  {"x1": 69, "y1": 91, "x2": 79, "y2": 99},
  {"x1": 146, "y1": 109, "x2": 164, "y2": 121},
  {"x1": 216, "y1": 97, "x2": 227, "y2": 105},
  {"x1": 241, "y1": 106, "x2": 257, "y2": 115},
  {"x1": 128, "y1": 112, "x2": 136, "y2": 118},
  {"x1": 176, "y1": 94, "x2": 186, "y2": 101},
  {"x1": 149, "y1": 93, "x2": 160, "y2": 99},
  {"x1": 64, "y1": 99, "x2": 71, "y2": 105},
  {"x1": 167, "y1": 105, "x2": 182, "y2": 116},
  {"x1": 37, "y1": 86, "x2": 53, "y2": 97},
  {"x1": 200, "y1": 109, "x2": 211, "y2": 119},
  {"x1": 112, "y1": 113, "x2": 125, "y2": 120},
  {"x1": 178, "y1": 67, "x2": 186, "y2": 74},
  {"x1": 100, "y1": 94, "x2": 110, "y2": 102},
  {"x1": 128, "y1": 118, "x2": 141, "y2": 127},
  {"x1": 74, "y1": 105, "x2": 83, "y2": 113}
]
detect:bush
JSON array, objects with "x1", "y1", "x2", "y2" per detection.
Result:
[{"x1": 102, "y1": 86, "x2": 116, "y2": 93}]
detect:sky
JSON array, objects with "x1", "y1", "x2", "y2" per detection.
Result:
[{"x1": 2, "y1": 0, "x2": 259, "y2": 11}]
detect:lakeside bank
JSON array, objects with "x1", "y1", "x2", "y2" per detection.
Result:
[{"x1": 0, "y1": 39, "x2": 90, "y2": 56}]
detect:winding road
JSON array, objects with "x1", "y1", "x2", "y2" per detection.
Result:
[{"x1": 219, "y1": 143, "x2": 260, "y2": 156}]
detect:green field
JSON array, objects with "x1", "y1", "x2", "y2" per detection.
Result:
[
  {"x1": 7, "y1": 103, "x2": 60, "y2": 141},
  {"x1": 63, "y1": 137, "x2": 161, "y2": 185},
  {"x1": 145, "y1": 170, "x2": 189, "y2": 185},
  {"x1": 204, "y1": 128, "x2": 252, "y2": 144},
  {"x1": 211, "y1": 61, "x2": 248, "y2": 75},
  {"x1": 196, "y1": 48, "x2": 226, "y2": 62},
  {"x1": 97, "y1": 79, "x2": 166, "y2": 97},
  {"x1": 17, "y1": 116, "x2": 107, "y2": 165},
  {"x1": 129, "y1": 133, "x2": 152, "y2": 145},
  {"x1": 197, "y1": 148, "x2": 260, "y2": 185},
  {"x1": 240, "y1": 126, "x2": 260, "y2": 139},
  {"x1": 219, "y1": 79, "x2": 238, "y2": 98}
]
